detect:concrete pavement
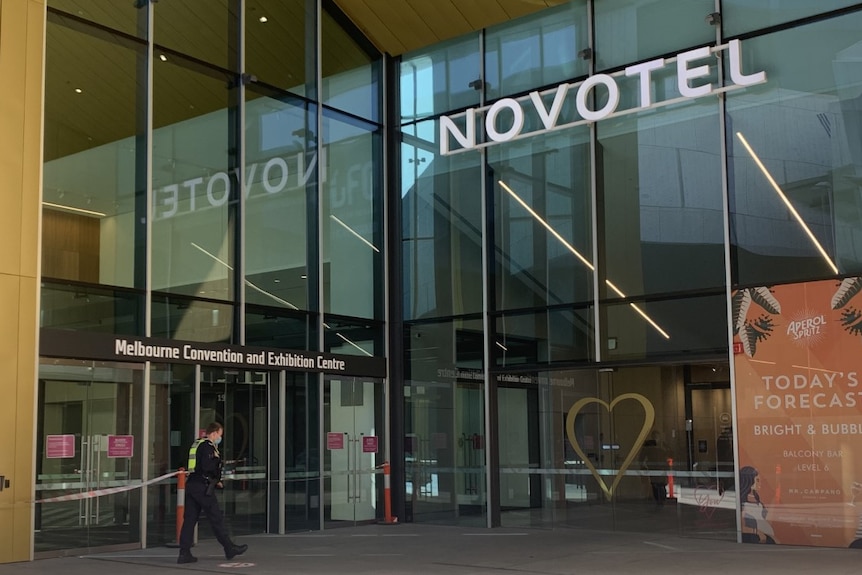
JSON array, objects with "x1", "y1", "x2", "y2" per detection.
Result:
[{"x1": 1, "y1": 524, "x2": 860, "y2": 574}]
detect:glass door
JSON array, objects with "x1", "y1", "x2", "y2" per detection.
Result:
[
  {"x1": 200, "y1": 368, "x2": 276, "y2": 535},
  {"x1": 35, "y1": 359, "x2": 143, "y2": 555},
  {"x1": 324, "y1": 376, "x2": 384, "y2": 526}
]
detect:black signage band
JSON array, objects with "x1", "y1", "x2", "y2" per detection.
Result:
[{"x1": 40, "y1": 329, "x2": 387, "y2": 378}]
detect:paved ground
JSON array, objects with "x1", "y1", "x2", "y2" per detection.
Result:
[{"x1": 1, "y1": 524, "x2": 860, "y2": 575}]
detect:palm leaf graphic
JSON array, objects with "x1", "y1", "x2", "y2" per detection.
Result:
[
  {"x1": 832, "y1": 277, "x2": 862, "y2": 310},
  {"x1": 732, "y1": 289, "x2": 751, "y2": 335},
  {"x1": 749, "y1": 286, "x2": 780, "y2": 314}
]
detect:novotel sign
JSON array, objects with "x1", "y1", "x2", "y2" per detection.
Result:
[{"x1": 440, "y1": 40, "x2": 765, "y2": 155}]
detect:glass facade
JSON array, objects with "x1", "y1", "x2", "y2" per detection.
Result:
[
  {"x1": 399, "y1": 0, "x2": 862, "y2": 543},
  {"x1": 27, "y1": 0, "x2": 862, "y2": 560}
]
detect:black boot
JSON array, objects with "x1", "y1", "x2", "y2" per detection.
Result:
[
  {"x1": 225, "y1": 542, "x2": 248, "y2": 559},
  {"x1": 177, "y1": 548, "x2": 197, "y2": 564}
]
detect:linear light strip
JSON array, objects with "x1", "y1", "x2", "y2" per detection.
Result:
[
  {"x1": 42, "y1": 201, "x2": 106, "y2": 218},
  {"x1": 735, "y1": 132, "x2": 839, "y2": 275},
  {"x1": 191, "y1": 242, "x2": 299, "y2": 310},
  {"x1": 335, "y1": 332, "x2": 373, "y2": 357},
  {"x1": 498, "y1": 180, "x2": 670, "y2": 340},
  {"x1": 330, "y1": 215, "x2": 380, "y2": 252}
]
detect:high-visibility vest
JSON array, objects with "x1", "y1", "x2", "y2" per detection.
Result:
[{"x1": 187, "y1": 439, "x2": 210, "y2": 473}]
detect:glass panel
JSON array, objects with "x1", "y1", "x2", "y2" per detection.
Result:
[
  {"x1": 151, "y1": 294, "x2": 234, "y2": 343},
  {"x1": 146, "y1": 363, "x2": 196, "y2": 546},
  {"x1": 601, "y1": 293, "x2": 727, "y2": 361},
  {"x1": 489, "y1": 127, "x2": 593, "y2": 311},
  {"x1": 323, "y1": 316, "x2": 383, "y2": 357},
  {"x1": 722, "y1": 1, "x2": 861, "y2": 36},
  {"x1": 152, "y1": 53, "x2": 237, "y2": 301},
  {"x1": 40, "y1": 281, "x2": 143, "y2": 335},
  {"x1": 597, "y1": 67, "x2": 725, "y2": 299},
  {"x1": 323, "y1": 377, "x2": 384, "y2": 526},
  {"x1": 400, "y1": 35, "x2": 481, "y2": 124},
  {"x1": 485, "y1": 1, "x2": 589, "y2": 101},
  {"x1": 322, "y1": 111, "x2": 383, "y2": 319},
  {"x1": 402, "y1": 120, "x2": 483, "y2": 319},
  {"x1": 321, "y1": 9, "x2": 380, "y2": 122},
  {"x1": 246, "y1": 0, "x2": 315, "y2": 98},
  {"x1": 404, "y1": 319, "x2": 486, "y2": 525},
  {"x1": 48, "y1": 0, "x2": 146, "y2": 38},
  {"x1": 42, "y1": 14, "x2": 147, "y2": 289},
  {"x1": 285, "y1": 373, "x2": 319, "y2": 532},
  {"x1": 245, "y1": 90, "x2": 314, "y2": 312},
  {"x1": 726, "y1": 12, "x2": 862, "y2": 286},
  {"x1": 594, "y1": 0, "x2": 715, "y2": 71},
  {"x1": 35, "y1": 360, "x2": 143, "y2": 553},
  {"x1": 498, "y1": 365, "x2": 735, "y2": 541},
  {"x1": 245, "y1": 306, "x2": 312, "y2": 350},
  {"x1": 199, "y1": 368, "x2": 273, "y2": 536},
  {"x1": 495, "y1": 306, "x2": 594, "y2": 366},
  {"x1": 154, "y1": 0, "x2": 238, "y2": 71}
]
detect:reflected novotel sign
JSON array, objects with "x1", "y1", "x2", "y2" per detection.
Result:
[{"x1": 439, "y1": 40, "x2": 765, "y2": 155}]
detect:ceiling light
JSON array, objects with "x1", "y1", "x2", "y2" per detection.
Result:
[
  {"x1": 159, "y1": 54, "x2": 168, "y2": 62},
  {"x1": 74, "y1": 88, "x2": 82, "y2": 94},
  {"x1": 42, "y1": 202, "x2": 105, "y2": 218},
  {"x1": 259, "y1": 16, "x2": 268, "y2": 23}
]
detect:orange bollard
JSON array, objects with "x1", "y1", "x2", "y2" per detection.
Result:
[
  {"x1": 176, "y1": 467, "x2": 186, "y2": 543},
  {"x1": 666, "y1": 458, "x2": 675, "y2": 499},
  {"x1": 382, "y1": 461, "x2": 398, "y2": 524}
]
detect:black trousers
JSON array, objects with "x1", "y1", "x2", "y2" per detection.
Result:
[{"x1": 179, "y1": 480, "x2": 231, "y2": 550}]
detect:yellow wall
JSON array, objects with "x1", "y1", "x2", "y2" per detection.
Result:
[{"x1": 0, "y1": 0, "x2": 44, "y2": 564}]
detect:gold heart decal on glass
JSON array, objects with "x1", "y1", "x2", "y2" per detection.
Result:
[{"x1": 565, "y1": 393, "x2": 655, "y2": 501}]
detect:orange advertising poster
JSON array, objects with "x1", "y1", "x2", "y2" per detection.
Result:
[{"x1": 733, "y1": 278, "x2": 862, "y2": 548}]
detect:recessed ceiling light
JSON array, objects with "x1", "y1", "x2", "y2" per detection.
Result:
[
  {"x1": 300, "y1": 275, "x2": 307, "y2": 279},
  {"x1": 259, "y1": 16, "x2": 268, "y2": 23},
  {"x1": 274, "y1": 279, "x2": 281, "y2": 283},
  {"x1": 159, "y1": 54, "x2": 168, "y2": 62},
  {"x1": 74, "y1": 88, "x2": 83, "y2": 93}
]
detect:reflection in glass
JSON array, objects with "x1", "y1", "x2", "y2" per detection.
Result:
[
  {"x1": 321, "y1": 112, "x2": 382, "y2": 319},
  {"x1": 41, "y1": 280, "x2": 143, "y2": 335},
  {"x1": 49, "y1": 0, "x2": 146, "y2": 38},
  {"x1": 594, "y1": 0, "x2": 715, "y2": 72},
  {"x1": 727, "y1": 11, "x2": 862, "y2": 286},
  {"x1": 597, "y1": 66, "x2": 725, "y2": 301},
  {"x1": 404, "y1": 319, "x2": 486, "y2": 526},
  {"x1": 245, "y1": 92, "x2": 314, "y2": 312},
  {"x1": 321, "y1": 9, "x2": 381, "y2": 122},
  {"x1": 485, "y1": 1, "x2": 589, "y2": 101},
  {"x1": 245, "y1": 306, "x2": 312, "y2": 350},
  {"x1": 489, "y1": 128, "x2": 592, "y2": 312},
  {"x1": 35, "y1": 360, "x2": 144, "y2": 553},
  {"x1": 496, "y1": 307, "x2": 593, "y2": 366},
  {"x1": 152, "y1": 54, "x2": 237, "y2": 301},
  {"x1": 147, "y1": 363, "x2": 195, "y2": 546},
  {"x1": 400, "y1": 35, "x2": 481, "y2": 124},
  {"x1": 42, "y1": 14, "x2": 147, "y2": 289},
  {"x1": 151, "y1": 294, "x2": 234, "y2": 343},
  {"x1": 722, "y1": 0, "x2": 860, "y2": 36},
  {"x1": 402, "y1": 120, "x2": 483, "y2": 320}
]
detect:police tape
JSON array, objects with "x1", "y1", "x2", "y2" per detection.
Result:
[{"x1": 35, "y1": 469, "x2": 184, "y2": 504}]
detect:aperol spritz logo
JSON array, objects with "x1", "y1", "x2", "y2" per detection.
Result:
[{"x1": 786, "y1": 311, "x2": 826, "y2": 346}]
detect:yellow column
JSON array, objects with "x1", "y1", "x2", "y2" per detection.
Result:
[{"x1": 0, "y1": 0, "x2": 45, "y2": 564}]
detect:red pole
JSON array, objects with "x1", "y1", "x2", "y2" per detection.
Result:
[
  {"x1": 383, "y1": 461, "x2": 397, "y2": 524},
  {"x1": 666, "y1": 457, "x2": 675, "y2": 499},
  {"x1": 176, "y1": 467, "x2": 186, "y2": 543}
]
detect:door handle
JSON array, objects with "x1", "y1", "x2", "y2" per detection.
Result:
[{"x1": 0, "y1": 475, "x2": 7, "y2": 491}]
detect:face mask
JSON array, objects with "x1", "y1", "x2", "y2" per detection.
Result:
[{"x1": 215, "y1": 436, "x2": 222, "y2": 446}]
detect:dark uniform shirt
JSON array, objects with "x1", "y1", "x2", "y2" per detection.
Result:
[{"x1": 188, "y1": 438, "x2": 222, "y2": 485}]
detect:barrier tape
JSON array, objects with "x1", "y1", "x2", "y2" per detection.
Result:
[{"x1": 35, "y1": 470, "x2": 183, "y2": 504}]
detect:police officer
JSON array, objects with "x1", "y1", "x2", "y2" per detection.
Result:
[{"x1": 177, "y1": 422, "x2": 248, "y2": 564}]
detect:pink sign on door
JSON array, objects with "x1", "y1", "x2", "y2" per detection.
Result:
[
  {"x1": 46, "y1": 434, "x2": 75, "y2": 459},
  {"x1": 107, "y1": 435, "x2": 134, "y2": 458},
  {"x1": 327, "y1": 432, "x2": 345, "y2": 450},
  {"x1": 362, "y1": 435, "x2": 378, "y2": 453}
]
